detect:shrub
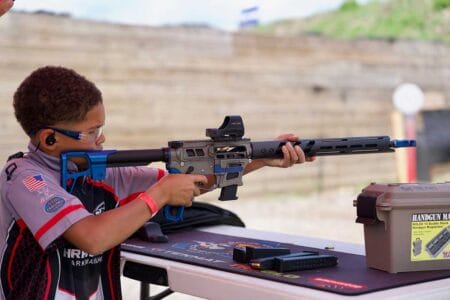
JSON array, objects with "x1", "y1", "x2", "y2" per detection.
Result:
[
  {"x1": 340, "y1": 0, "x2": 360, "y2": 12},
  {"x1": 433, "y1": 0, "x2": 450, "y2": 10}
]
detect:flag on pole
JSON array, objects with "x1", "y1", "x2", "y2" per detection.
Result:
[{"x1": 240, "y1": 6, "x2": 259, "y2": 29}]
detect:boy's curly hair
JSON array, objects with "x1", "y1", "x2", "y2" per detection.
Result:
[{"x1": 13, "y1": 66, "x2": 103, "y2": 136}]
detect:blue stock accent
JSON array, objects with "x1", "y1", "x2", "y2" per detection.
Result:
[
  {"x1": 391, "y1": 139, "x2": 417, "y2": 148},
  {"x1": 60, "y1": 150, "x2": 117, "y2": 193},
  {"x1": 213, "y1": 165, "x2": 243, "y2": 174}
]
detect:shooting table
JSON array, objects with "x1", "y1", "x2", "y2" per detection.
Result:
[{"x1": 120, "y1": 225, "x2": 450, "y2": 300}]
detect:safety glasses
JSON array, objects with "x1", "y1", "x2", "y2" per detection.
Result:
[{"x1": 44, "y1": 126, "x2": 104, "y2": 144}]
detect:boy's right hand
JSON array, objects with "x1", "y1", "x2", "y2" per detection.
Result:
[{"x1": 146, "y1": 174, "x2": 208, "y2": 209}]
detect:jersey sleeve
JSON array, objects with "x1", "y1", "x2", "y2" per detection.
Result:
[
  {"x1": 104, "y1": 166, "x2": 167, "y2": 204},
  {"x1": 3, "y1": 168, "x2": 91, "y2": 250}
]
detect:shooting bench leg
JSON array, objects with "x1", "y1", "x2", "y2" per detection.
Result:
[
  {"x1": 140, "y1": 282, "x2": 173, "y2": 300},
  {"x1": 122, "y1": 261, "x2": 173, "y2": 300}
]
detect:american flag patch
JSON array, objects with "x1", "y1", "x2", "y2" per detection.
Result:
[{"x1": 22, "y1": 175, "x2": 46, "y2": 191}]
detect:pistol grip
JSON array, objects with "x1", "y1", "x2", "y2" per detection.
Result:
[{"x1": 163, "y1": 205, "x2": 184, "y2": 223}]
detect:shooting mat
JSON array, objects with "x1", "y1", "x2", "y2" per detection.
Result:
[{"x1": 122, "y1": 230, "x2": 450, "y2": 296}]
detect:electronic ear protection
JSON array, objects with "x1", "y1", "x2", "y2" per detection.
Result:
[{"x1": 45, "y1": 134, "x2": 56, "y2": 146}]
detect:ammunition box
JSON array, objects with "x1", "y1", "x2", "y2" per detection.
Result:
[{"x1": 354, "y1": 182, "x2": 450, "y2": 273}]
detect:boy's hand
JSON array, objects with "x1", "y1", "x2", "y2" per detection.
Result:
[
  {"x1": 146, "y1": 174, "x2": 208, "y2": 209},
  {"x1": 262, "y1": 134, "x2": 315, "y2": 168}
]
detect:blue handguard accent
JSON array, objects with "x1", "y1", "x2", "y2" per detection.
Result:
[
  {"x1": 60, "y1": 150, "x2": 117, "y2": 193},
  {"x1": 163, "y1": 167, "x2": 185, "y2": 223},
  {"x1": 390, "y1": 139, "x2": 417, "y2": 148},
  {"x1": 213, "y1": 164, "x2": 244, "y2": 174}
]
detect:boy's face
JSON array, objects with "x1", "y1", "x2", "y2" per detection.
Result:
[{"x1": 48, "y1": 102, "x2": 106, "y2": 154}]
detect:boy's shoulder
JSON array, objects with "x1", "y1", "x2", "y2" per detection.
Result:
[
  {"x1": 1, "y1": 153, "x2": 27, "y2": 180},
  {"x1": 0, "y1": 153, "x2": 56, "y2": 185}
]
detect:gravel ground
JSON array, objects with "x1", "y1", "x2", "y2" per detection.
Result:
[{"x1": 121, "y1": 187, "x2": 365, "y2": 299}]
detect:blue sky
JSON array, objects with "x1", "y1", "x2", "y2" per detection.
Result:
[{"x1": 12, "y1": 0, "x2": 370, "y2": 31}]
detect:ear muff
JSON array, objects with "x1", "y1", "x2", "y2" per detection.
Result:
[{"x1": 45, "y1": 134, "x2": 56, "y2": 146}]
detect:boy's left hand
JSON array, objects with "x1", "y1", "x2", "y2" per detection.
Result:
[{"x1": 262, "y1": 134, "x2": 315, "y2": 168}]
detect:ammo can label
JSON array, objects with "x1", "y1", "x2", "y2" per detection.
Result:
[{"x1": 411, "y1": 212, "x2": 450, "y2": 261}]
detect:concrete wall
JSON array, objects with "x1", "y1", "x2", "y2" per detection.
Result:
[{"x1": 1, "y1": 12, "x2": 449, "y2": 199}]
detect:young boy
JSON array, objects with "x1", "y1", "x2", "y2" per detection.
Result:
[{"x1": 0, "y1": 66, "x2": 311, "y2": 299}]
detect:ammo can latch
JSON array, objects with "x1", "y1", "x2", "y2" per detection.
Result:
[{"x1": 354, "y1": 194, "x2": 380, "y2": 225}]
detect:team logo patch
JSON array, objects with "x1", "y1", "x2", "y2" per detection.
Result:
[
  {"x1": 22, "y1": 174, "x2": 46, "y2": 191},
  {"x1": 44, "y1": 196, "x2": 65, "y2": 213},
  {"x1": 93, "y1": 202, "x2": 106, "y2": 215}
]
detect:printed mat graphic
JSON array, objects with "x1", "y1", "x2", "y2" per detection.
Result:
[{"x1": 121, "y1": 231, "x2": 450, "y2": 296}]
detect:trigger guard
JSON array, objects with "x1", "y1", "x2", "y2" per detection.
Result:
[{"x1": 163, "y1": 206, "x2": 184, "y2": 223}]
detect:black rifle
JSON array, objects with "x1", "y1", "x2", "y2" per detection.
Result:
[{"x1": 60, "y1": 115, "x2": 415, "y2": 222}]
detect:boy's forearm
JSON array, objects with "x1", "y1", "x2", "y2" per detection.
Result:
[
  {"x1": 63, "y1": 197, "x2": 155, "y2": 255},
  {"x1": 244, "y1": 159, "x2": 267, "y2": 175}
]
